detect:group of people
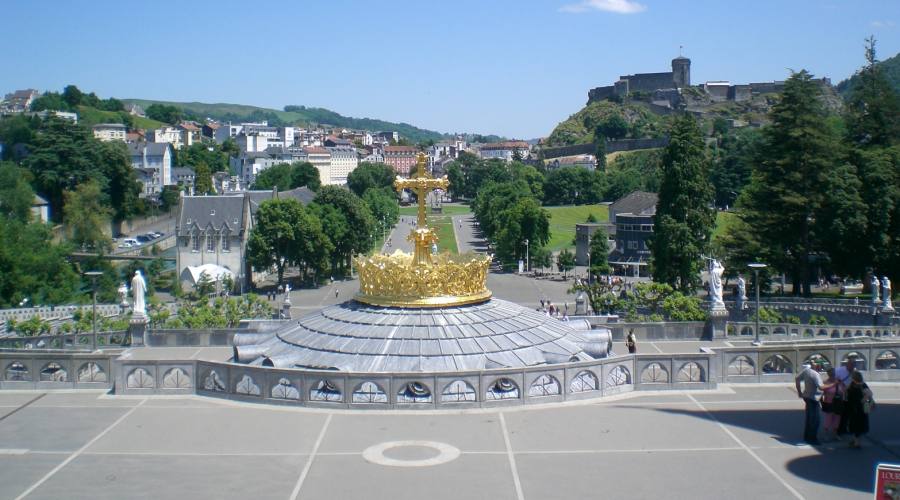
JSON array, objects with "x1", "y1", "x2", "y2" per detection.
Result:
[
  {"x1": 538, "y1": 299, "x2": 568, "y2": 320},
  {"x1": 795, "y1": 355, "x2": 876, "y2": 447}
]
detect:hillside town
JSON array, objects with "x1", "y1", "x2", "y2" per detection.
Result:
[{"x1": 0, "y1": 2, "x2": 899, "y2": 497}]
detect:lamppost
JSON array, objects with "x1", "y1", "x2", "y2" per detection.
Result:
[
  {"x1": 524, "y1": 239, "x2": 529, "y2": 273},
  {"x1": 748, "y1": 263, "x2": 767, "y2": 346},
  {"x1": 83, "y1": 271, "x2": 103, "y2": 351}
]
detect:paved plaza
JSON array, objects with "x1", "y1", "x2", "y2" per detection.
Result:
[{"x1": 0, "y1": 384, "x2": 898, "y2": 499}]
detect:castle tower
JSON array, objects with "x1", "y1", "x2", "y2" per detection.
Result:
[{"x1": 672, "y1": 56, "x2": 690, "y2": 88}]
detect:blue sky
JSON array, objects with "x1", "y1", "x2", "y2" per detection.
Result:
[{"x1": 2, "y1": 0, "x2": 898, "y2": 138}]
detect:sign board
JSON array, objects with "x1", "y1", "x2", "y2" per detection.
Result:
[
  {"x1": 875, "y1": 463, "x2": 900, "y2": 499},
  {"x1": 518, "y1": 260, "x2": 524, "y2": 274}
]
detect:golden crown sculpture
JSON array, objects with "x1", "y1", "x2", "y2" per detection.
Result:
[{"x1": 354, "y1": 154, "x2": 492, "y2": 308}]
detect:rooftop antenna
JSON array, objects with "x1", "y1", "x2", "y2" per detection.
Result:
[{"x1": 679, "y1": 45, "x2": 683, "y2": 57}]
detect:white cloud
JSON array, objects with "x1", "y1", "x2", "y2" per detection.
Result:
[
  {"x1": 559, "y1": 0, "x2": 646, "y2": 14},
  {"x1": 870, "y1": 20, "x2": 895, "y2": 28}
]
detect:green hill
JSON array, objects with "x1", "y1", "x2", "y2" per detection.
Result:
[
  {"x1": 122, "y1": 99, "x2": 446, "y2": 143},
  {"x1": 837, "y1": 51, "x2": 900, "y2": 97},
  {"x1": 545, "y1": 100, "x2": 668, "y2": 147},
  {"x1": 75, "y1": 105, "x2": 164, "y2": 129}
]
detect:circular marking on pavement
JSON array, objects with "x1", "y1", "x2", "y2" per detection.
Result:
[{"x1": 362, "y1": 440, "x2": 461, "y2": 467}]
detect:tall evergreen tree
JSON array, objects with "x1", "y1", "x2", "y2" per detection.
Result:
[
  {"x1": 736, "y1": 70, "x2": 862, "y2": 295},
  {"x1": 844, "y1": 37, "x2": 900, "y2": 283},
  {"x1": 649, "y1": 114, "x2": 714, "y2": 293}
]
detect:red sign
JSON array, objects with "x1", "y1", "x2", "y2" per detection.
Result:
[{"x1": 875, "y1": 463, "x2": 900, "y2": 499}]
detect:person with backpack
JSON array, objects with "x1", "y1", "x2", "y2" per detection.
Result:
[{"x1": 625, "y1": 329, "x2": 637, "y2": 354}]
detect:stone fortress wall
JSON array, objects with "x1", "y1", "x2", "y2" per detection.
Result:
[{"x1": 587, "y1": 56, "x2": 832, "y2": 106}]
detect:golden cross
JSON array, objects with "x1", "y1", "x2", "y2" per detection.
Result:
[{"x1": 393, "y1": 153, "x2": 449, "y2": 228}]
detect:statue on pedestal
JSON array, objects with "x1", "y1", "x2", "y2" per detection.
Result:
[
  {"x1": 872, "y1": 275, "x2": 882, "y2": 307},
  {"x1": 131, "y1": 270, "x2": 147, "y2": 317},
  {"x1": 708, "y1": 259, "x2": 726, "y2": 313},
  {"x1": 883, "y1": 276, "x2": 894, "y2": 312},
  {"x1": 117, "y1": 282, "x2": 129, "y2": 308},
  {"x1": 737, "y1": 274, "x2": 747, "y2": 309}
]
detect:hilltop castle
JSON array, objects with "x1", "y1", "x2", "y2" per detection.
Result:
[
  {"x1": 589, "y1": 56, "x2": 691, "y2": 102},
  {"x1": 587, "y1": 56, "x2": 832, "y2": 107}
]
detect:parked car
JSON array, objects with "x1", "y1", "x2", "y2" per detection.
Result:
[
  {"x1": 136, "y1": 235, "x2": 152, "y2": 244},
  {"x1": 840, "y1": 280, "x2": 864, "y2": 295},
  {"x1": 117, "y1": 242, "x2": 133, "y2": 249}
]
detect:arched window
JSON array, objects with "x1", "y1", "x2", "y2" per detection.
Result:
[
  {"x1": 528, "y1": 375, "x2": 561, "y2": 397},
  {"x1": 397, "y1": 382, "x2": 432, "y2": 403},
  {"x1": 570, "y1": 370, "x2": 599, "y2": 392},
  {"x1": 676, "y1": 362, "x2": 704, "y2": 382},
  {"x1": 606, "y1": 365, "x2": 631, "y2": 387},
  {"x1": 352, "y1": 381, "x2": 388, "y2": 403},
  {"x1": 486, "y1": 378, "x2": 519, "y2": 400},
  {"x1": 441, "y1": 380, "x2": 476, "y2": 402},
  {"x1": 762, "y1": 354, "x2": 793, "y2": 374},
  {"x1": 641, "y1": 363, "x2": 668, "y2": 383},
  {"x1": 728, "y1": 355, "x2": 755, "y2": 376}
]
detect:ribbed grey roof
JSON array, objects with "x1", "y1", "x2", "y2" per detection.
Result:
[{"x1": 233, "y1": 298, "x2": 594, "y2": 373}]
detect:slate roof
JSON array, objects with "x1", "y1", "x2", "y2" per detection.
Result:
[
  {"x1": 177, "y1": 195, "x2": 245, "y2": 236},
  {"x1": 127, "y1": 142, "x2": 172, "y2": 158},
  {"x1": 232, "y1": 298, "x2": 592, "y2": 372},
  {"x1": 609, "y1": 191, "x2": 658, "y2": 222}
]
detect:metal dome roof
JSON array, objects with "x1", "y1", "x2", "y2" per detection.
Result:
[{"x1": 232, "y1": 298, "x2": 594, "y2": 373}]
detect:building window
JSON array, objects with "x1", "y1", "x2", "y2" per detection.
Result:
[
  {"x1": 206, "y1": 233, "x2": 215, "y2": 252},
  {"x1": 192, "y1": 232, "x2": 200, "y2": 252},
  {"x1": 222, "y1": 232, "x2": 230, "y2": 252},
  {"x1": 628, "y1": 241, "x2": 638, "y2": 250}
]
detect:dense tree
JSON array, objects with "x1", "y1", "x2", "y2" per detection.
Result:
[
  {"x1": 0, "y1": 220, "x2": 79, "y2": 307},
  {"x1": 29, "y1": 92, "x2": 70, "y2": 112},
  {"x1": 843, "y1": 38, "x2": 900, "y2": 283},
  {"x1": 510, "y1": 162, "x2": 544, "y2": 201},
  {"x1": 556, "y1": 248, "x2": 575, "y2": 278},
  {"x1": 251, "y1": 162, "x2": 321, "y2": 191},
  {"x1": 247, "y1": 199, "x2": 332, "y2": 287},
  {"x1": 346, "y1": 162, "x2": 396, "y2": 197},
  {"x1": 311, "y1": 186, "x2": 374, "y2": 274},
  {"x1": 307, "y1": 203, "x2": 349, "y2": 276},
  {"x1": 64, "y1": 180, "x2": 112, "y2": 252},
  {"x1": 0, "y1": 162, "x2": 35, "y2": 222},
  {"x1": 471, "y1": 180, "x2": 532, "y2": 240},
  {"x1": 595, "y1": 114, "x2": 628, "y2": 140},
  {"x1": 493, "y1": 197, "x2": 550, "y2": 267},
  {"x1": 363, "y1": 187, "x2": 399, "y2": 239},
  {"x1": 730, "y1": 70, "x2": 865, "y2": 295},
  {"x1": 21, "y1": 117, "x2": 140, "y2": 223},
  {"x1": 710, "y1": 127, "x2": 763, "y2": 208},
  {"x1": 145, "y1": 104, "x2": 184, "y2": 124},
  {"x1": 0, "y1": 115, "x2": 38, "y2": 160},
  {"x1": 193, "y1": 162, "x2": 213, "y2": 195},
  {"x1": 649, "y1": 114, "x2": 715, "y2": 293},
  {"x1": 588, "y1": 229, "x2": 611, "y2": 276},
  {"x1": 176, "y1": 142, "x2": 231, "y2": 173},
  {"x1": 543, "y1": 167, "x2": 605, "y2": 205},
  {"x1": 446, "y1": 162, "x2": 466, "y2": 200},
  {"x1": 62, "y1": 85, "x2": 84, "y2": 107}
]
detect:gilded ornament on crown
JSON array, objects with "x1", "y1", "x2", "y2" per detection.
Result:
[{"x1": 354, "y1": 155, "x2": 492, "y2": 307}]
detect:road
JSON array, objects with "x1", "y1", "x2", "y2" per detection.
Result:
[{"x1": 453, "y1": 214, "x2": 490, "y2": 254}]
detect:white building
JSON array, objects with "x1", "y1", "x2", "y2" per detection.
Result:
[
  {"x1": 92, "y1": 123, "x2": 127, "y2": 142},
  {"x1": 326, "y1": 146, "x2": 358, "y2": 185},
  {"x1": 151, "y1": 126, "x2": 192, "y2": 149},
  {"x1": 478, "y1": 141, "x2": 530, "y2": 162},
  {"x1": 128, "y1": 143, "x2": 174, "y2": 197}
]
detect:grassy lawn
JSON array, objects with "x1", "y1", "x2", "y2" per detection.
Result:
[
  {"x1": 544, "y1": 204, "x2": 609, "y2": 252},
  {"x1": 712, "y1": 211, "x2": 737, "y2": 242},
  {"x1": 399, "y1": 203, "x2": 471, "y2": 217},
  {"x1": 76, "y1": 105, "x2": 165, "y2": 129},
  {"x1": 430, "y1": 215, "x2": 458, "y2": 254}
]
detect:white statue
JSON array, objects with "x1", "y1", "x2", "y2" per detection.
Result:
[
  {"x1": 709, "y1": 259, "x2": 725, "y2": 310},
  {"x1": 737, "y1": 275, "x2": 747, "y2": 300},
  {"x1": 872, "y1": 275, "x2": 882, "y2": 306},
  {"x1": 117, "y1": 282, "x2": 129, "y2": 307},
  {"x1": 883, "y1": 276, "x2": 894, "y2": 312},
  {"x1": 131, "y1": 270, "x2": 147, "y2": 316}
]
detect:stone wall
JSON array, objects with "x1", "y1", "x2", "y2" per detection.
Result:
[{"x1": 620, "y1": 72, "x2": 675, "y2": 93}]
